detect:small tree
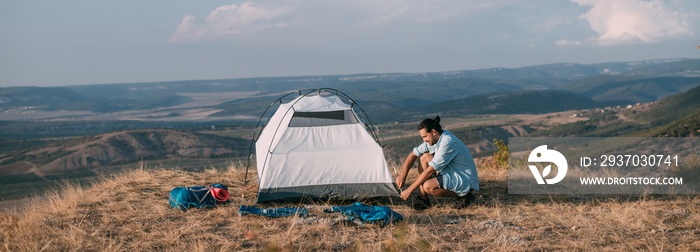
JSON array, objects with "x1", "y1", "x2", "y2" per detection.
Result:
[
  {"x1": 480, "y1": 138, "x2": 510, "y2": 170},
  {"x1": 493, "y1": 138, "x2": 509, "y2": 169}
]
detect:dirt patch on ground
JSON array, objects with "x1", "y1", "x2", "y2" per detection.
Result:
[{"x1": 510, "y1": 110, "x2": 589, "y2": 125}]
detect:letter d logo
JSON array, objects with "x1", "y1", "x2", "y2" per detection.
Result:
[{"x1": 528, "y1": 145, "x2": 568, "y2": 184}]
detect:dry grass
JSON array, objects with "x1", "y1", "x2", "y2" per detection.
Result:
[{"x1": 2, "y1": 162, "x2": 699, "y2": 251}]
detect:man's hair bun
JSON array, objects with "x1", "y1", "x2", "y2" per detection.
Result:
[{"x1": 418, "y1": 116, "x2": 443, "y2": 133}]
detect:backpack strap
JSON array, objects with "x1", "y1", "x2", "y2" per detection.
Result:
[{"x1": 187, "y1": 186, "x2": 213, "y2": 204}]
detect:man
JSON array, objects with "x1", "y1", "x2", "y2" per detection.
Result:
[{"x1": 395, "y1": 116, "x2": 479, "y2": 208}]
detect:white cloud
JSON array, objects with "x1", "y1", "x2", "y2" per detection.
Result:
[
  {"x1": 170, "y1": 3, "x2": 292, "y2": 42},
  {"x1": 571, "y1": 0, "x2": 694, "y2": 45},
  {"x1": 555, "y1": 39, "x2": 582, "y2": 46},
  {"x1": 169, "y1": 0, "x2": 506, "y2": 42}
]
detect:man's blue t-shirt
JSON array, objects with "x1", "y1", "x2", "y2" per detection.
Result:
[{"x1": 412, "y1": 130, "x2": 479, "y2": 196}]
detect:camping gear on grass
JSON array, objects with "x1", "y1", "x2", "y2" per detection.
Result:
[
  {"x1": 324, "y1": 202, "x2": 403, "y2": 226},
  {"x1": 244, "y1": 88, "x2": 400, "y2": 203},
  {"x1": 238, "y1": 205, "x2": 308, "y2": 217},
  {"x1": 169, "y1": 183, "x2": 230, "y2": 210}
]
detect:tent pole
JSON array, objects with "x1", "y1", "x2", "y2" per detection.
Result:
[{"x1": 243, "y1": 94, "x2": 295, "y2": 198}]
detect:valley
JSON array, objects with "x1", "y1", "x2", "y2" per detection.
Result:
[{"x1": 0, "y1": 58, "x2": 698, "y2": 203}]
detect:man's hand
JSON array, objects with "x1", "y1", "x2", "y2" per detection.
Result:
[
  {"x1": 395, "y1": 175, "x2": 405, "y2": 189},
  {"x1": 400, "y1": 189, "x2": 412, "y2": 200}
]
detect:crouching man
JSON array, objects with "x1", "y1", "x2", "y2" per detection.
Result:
[{"x1": 395, "y1": 116, "x2": 479, "y2": 209}]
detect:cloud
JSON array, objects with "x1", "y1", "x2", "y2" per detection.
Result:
[
  {"x1": 170, "y1": 3, "x2": 292, "y2": 42},
  {"x1": 169, "y1": 0, "x2": 505, "y2": 42},
  {"x1": 555, "y1": 39, "x2": 582, "y2": 46},
  {"x1": 570, "y1": 0, "x2": 694, "y2": 45}
]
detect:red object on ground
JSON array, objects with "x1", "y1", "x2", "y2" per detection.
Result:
[{"x1": 211, "y1": 187, "x2": 230, "y2": 202}]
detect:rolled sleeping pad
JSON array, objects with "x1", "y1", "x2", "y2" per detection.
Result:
[
  {"x1": 169, "y1": 183, "x2": 230, "y2": 209},
  {"x1": 211, "y1": 187, "x2": 230, "y2": 202}
]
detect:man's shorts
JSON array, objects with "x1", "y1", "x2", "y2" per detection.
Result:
[{"x1": 432, "y1": 173, "x2": 444, "y2": 189}]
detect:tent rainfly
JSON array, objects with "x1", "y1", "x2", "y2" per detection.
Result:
[{"x1": 246, "y1": 88, "x2": 399, "y2": 203}]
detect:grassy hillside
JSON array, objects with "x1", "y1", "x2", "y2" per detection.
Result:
[
  {"x1": 2, "y1": 165, "x2": 698, "y2": 251},
  {"x1": 532, "y1": 85, "x2": 700, "y2": 137},
  {"x1": 629, "y1": 84, "x2": 700, "y2": 126},
  {"x1": 530, "y1": 109, "x2": 644, "y2": 137},
  {"x1": 628, "y1": 112, "x2": 700, "y2": 137},
  {"x1": 0, "y1": 120, "x2": 229, "y2": 139},
  {"x1": 0, "y1": 158, "x2": 236, "y2": 202},
  {"x1": 651, "y1": 112, "x2": 700, "y2": 137},
  {"x1": 0, "y1": 129, "x2": 248, "y2": 176},
  {"x1": 0, "y1": 129, "x2": 249, "y2": 201}
]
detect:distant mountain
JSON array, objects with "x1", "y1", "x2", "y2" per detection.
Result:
[
  {"x1": 0, "y1": 86, "x2": 192, "y2": 113},
  {"x1": 212, "y1": 78, "x2": 526, "y2": 118},
  {"x1": 341, "y1": 78, "x2": 523, "y2": 105},
  {"x1": 618, "y1": 59, "x2": 700, "y2": 77},
  {"x1": 3, "y1": 58, "x2": 692, "y2": 102},
  {"x1": 334, "y1": 58, "x2": 691, "y2": 83},
  {"x1": 372, "y1": 90, "x2": 603, "y2": 122},
  {"x1": 1, "y1": 58, "x2": 697, "y2": 127},
  {"x1": 0, "y1": 129, "x2": 248, "y2": 175},
  {"x1": 561, "y1": 76, "x2": 700, "y2": 104},
  {"x1": 0, "y1": 86, "x2": 97, "y2": 110}
]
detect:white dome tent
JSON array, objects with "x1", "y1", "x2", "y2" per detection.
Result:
[{"x1": 244, "y1": 88, "x2": 399, "y2": 203}]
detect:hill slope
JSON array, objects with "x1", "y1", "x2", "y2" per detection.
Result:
[
  {"x1": 2, "y1": 167, "x2": 698, "y2": 251},
  {"x1": 629, "y1": 84, "x2": 700, "y2": 126},
  {"x1": 562, "y1": 76, "x2": 700, "y2": 103},
  {"x1": 0, "y1": 129, "x2": 248, "y2": 176},
  {"x1": 633, "y1": 112, "x2": 700, "y2": 137},
  {"x1": 532, "y1": 85, "x2": 700, "y2": 137}
]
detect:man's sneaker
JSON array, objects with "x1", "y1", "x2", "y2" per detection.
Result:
[
  {"x1": 458, "y1": 191, "x2": 476, "y2": 209},
  {"x1": 412, "y1": 197, "x2": 432, "y2": 211}
]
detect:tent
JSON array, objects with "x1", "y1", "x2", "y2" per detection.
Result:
[{"x1": 245, "y1": 88, "x2": 399, "y2": 203}]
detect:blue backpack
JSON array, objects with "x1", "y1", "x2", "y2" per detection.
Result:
[{"x1": 169, "y1": 183, "x2": 230, "y2": 210}]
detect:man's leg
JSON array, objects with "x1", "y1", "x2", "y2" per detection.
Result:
[
  {"x1": 418, "y1": 153, "x2": 460, "y2": 198},
  {"x1": 416, "y1": 153, "x2": 432, "y2": 198},
  {"x1": 422, "y1": 178, "x2": 459, "y2": 197},
  {"x1": 417, "y1": 153, "x2": 431, "y2": 173}
]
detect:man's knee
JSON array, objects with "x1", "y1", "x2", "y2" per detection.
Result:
[
  {"x1": 424, "y1": 186, "x2": 438, "y2": 196},
  {"x1": 419, "y1": 153, "x2": 433, "y2": 165},
  {"x1": 423, "y1": 179, "x2": 440, "y2": 195}
]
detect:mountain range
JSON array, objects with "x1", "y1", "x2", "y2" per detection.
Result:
[
  {"x1": 0, "y1": 58, "x2": 698, "y2": 200},
  {"x1": 1, "y1": 58, "x2": 698, "y2": 128}
]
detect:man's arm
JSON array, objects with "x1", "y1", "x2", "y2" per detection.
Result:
[
  {"x1": 396, "y1": 152, "x2": 418, "y2": 189},
  {"x1": 400, "y1": 165, "x2": 436, "y2": 200}
]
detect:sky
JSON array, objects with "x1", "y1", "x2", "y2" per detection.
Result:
[{"x1": 1, "y1": 0, "x2": 699, "y2": 87}]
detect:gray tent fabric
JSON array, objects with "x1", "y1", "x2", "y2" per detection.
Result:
[{"x1": 253, "y1": 91, "x2": 399, "y2": 203}]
